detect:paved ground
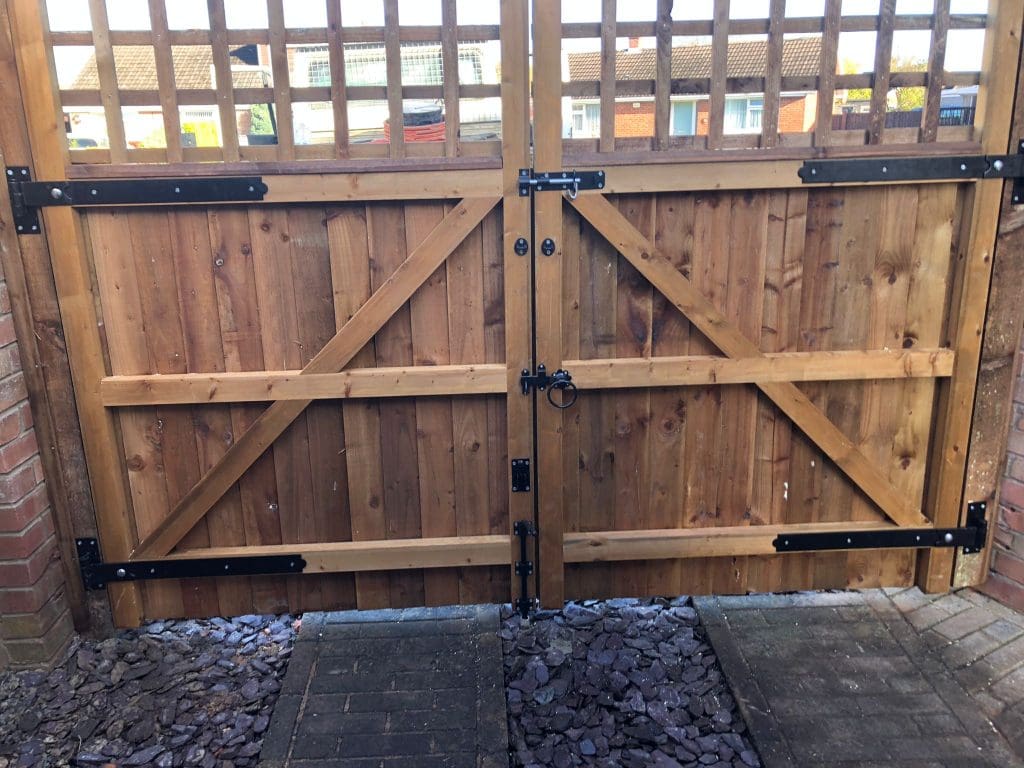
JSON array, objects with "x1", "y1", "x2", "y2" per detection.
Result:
[
  {"x1": 695, "y1": 588, "x2": 1024, "y2": 768},
  {"x1": 259, "y1": 605, "x2": 508, "y2": 768}
]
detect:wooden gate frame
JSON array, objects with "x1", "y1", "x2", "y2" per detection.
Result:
[{"x1": 2, "y1": 0, "x2": 1024, "y2": 626}]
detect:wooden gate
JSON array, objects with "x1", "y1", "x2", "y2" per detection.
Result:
[{"x1": 1, "y1": 0, "x2": 1022, "y2": 626}]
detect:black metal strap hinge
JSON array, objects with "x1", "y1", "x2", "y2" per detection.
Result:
[
  {"x1": 513, "y1": 520, "x2": 538, "y2": 619},
  {"x1": 519, "y1": 169, "x2": 605, "y2": 198},
  {"x1": 799, "y1": 141, "x2": 1024, "y2": 203},
  {"x1": 76, "y1": 538, "x2": 305, "y2": 590},
  {"x1": 773, "y1": 501, "x2": 988, "y2": 554},
  {"x1": 5, "y1": 168, "x2": 268, "y2": 235}
]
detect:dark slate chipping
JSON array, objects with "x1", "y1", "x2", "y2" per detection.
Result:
[{"x1": 502, "y1": 597, "x2": 761, "y2": 768}]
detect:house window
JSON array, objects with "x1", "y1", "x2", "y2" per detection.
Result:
[
  {"x1": 307, "y1": 58, "x2": 331, "y2": 87},
  {"x1": 724, "y1": 96, "x2": 763, "y2": 133},
  {"x1": 670, "y1": 101, "x2": 696, "y2": 136},
  {"x1": 571, "y1": 103, "x2": 600, "y2": 138}
]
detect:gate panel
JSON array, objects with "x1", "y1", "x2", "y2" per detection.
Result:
[{"x1": 87, "y1": 202, "x2": 510, "y2": 618}]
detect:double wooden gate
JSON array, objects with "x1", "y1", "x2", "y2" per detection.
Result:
[{"x1": 1, "y1": 0, "x2": 1022, "y2": 626}]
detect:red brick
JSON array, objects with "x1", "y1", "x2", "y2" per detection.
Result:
[
  {"x1": 992, "y1": 547, "x2": 1024, "y2": 584},
  {"x1": 0, "y1": 512, "x2": 54, "y2": 560},
  {"x1": 979, "y1": 572, "x2": 1024, "y2": 613},
  {"x1": 0, "y1": 460, "x2": 39, "y2": 504},
  {"x1": 2, "y1": 609, "x2": 72, "y2": 668},
  {"x1": 0, "y1": 535, "x2": 58, "y2": 586},
  {"x1": 0, "y1": 558, "x2": 65, "y2": 614},
  {"x1": 0, "y1": 315, "x2": 14, "y2": 347},
  {"x1": 0, "y1": 372, "x2": 26, "y2": 413},
  {"x1": 0, "y1": 430, "x2": 38, "y2": 473},
  {"x1": 0, "y1": 343, "x2": 21, "y2": 379},
  {"x1": 17, "y1": 401, "x2": 32, "y2": 431},
  {"x1": 1009, "y1": 455, "x2": 1024, "y2": 484},
  {"x1": 0, "y1": 407, "x2": 20, "y2": 445},
  {"x1": 0, "y1": 591, "x2": 68, "y2": 640},
  {"x1": 1001, "y1": 505, "x2": 1024, "y2": 534},
  {"x1": 1009, "y1": 427, "x2": 1024, "y2": 457},
  {"x1": 0, "y1": 283, "x2": 10, "y2": 314},
  {"x1": 1000, "y1": 477, "x2": 1024, "y2": 511},
  {"x1": 0, "y1": 484, "x2": 50, "y2": 532}
]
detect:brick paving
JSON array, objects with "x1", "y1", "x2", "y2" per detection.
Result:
[
  {"x1": 259, "y1": 605, "x2": 508, "y2": 768},
  {"x1": 695, "y1": 588, "x2": 1024, "y2": 767}
]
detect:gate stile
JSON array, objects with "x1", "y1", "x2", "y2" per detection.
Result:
[{"x1": 0, "y1": 0, "x2": 1022, "y2": 624}]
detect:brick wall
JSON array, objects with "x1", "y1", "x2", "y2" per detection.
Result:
[
  {"x1": 982, "y1": 335, "x2": 1024, "y2": 611},
  {"x1": 0, "y1": 269, "x2": 73, "y2": 669},
  {"x1": 608, "y1": 95, "x2": 812, "y2": 139},
  {"x1": 613, "y1": 100, "x2": 655, "y2": 138}
]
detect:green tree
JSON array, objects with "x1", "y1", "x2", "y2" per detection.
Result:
[
  {"x1": 249, "y1": 104, "x2": 274, "y2": 135},
  {"x1": 840, "y1": 55, "x2": 927, "y2": 111}
]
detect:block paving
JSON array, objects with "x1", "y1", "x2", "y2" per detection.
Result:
[
  {"x1": 696, "y1": 587, "x2": 1024, "y2": 767},
  {"x1": 260, "y1": 605, "x2": 508, "y2": 768}
]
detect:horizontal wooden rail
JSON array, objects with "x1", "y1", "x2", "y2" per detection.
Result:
[
  {"x1": 166, "y1": 534, "x2": 509, "y2": 572},
  {"x1": 101, "y1": 364, "x2": 507, "y2": 406},
  {"x1": 563, "y1": 522, "x2": 899, "y2": 562},
  {"x1": 568, "y1": 349, "x2": 954, "y2": 390}
]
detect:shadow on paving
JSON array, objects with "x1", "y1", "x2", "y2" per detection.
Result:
[
  {"x1": 695, "y1": 590, "x2": 1024, "y2": 768},
  {"x1": 259, "y1": 605, "x2": 508, "y2": 768}
]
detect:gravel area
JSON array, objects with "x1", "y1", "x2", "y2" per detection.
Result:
[
  {"x1": 0, "y1": 614, "x2": 297, "y2": 768},
  {"x1": 502, "y1": 598, "x2": 761, "y2": 768}
]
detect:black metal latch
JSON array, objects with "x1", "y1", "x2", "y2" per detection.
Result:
[
  {"x1": 520, "y1": 363, "x2": 578, "y2": 409},
  {"x1": 513, "y1": 520, "x2": 538, "y2": 618},
  {"x1": 76, "y1": 538, "x2": 305, "y2": 590},
  {"x1": 5, "y1": 167, "x2": 268, "y2": 235},
  {"x1": 519, "y1": 169, "x2": 606, "y2": 199},
  {"x1": 773, "y1": 501, "x2": 989, "y2": 554},
  {"x1": 799, "y1": 141, "x2": 1024, "y2": 204}
]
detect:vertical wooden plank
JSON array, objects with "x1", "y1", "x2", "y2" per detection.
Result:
[
  {"x1": 441, "y1": 0, "x2": 460, "y2": 157},
  {"x1": 327, "y1": 204, "x2": 389, "y2": 609},
  {"x1": 267, "y1": 0, "x2": 295, "y2": 160},
  {"x1": 405, "y1": 202, "x2": 459, "y2": 606},
  {"x1": 326, "y1": 0, "x2": 350, "y2": 159},
  {"x1": 501, "y1": 0, "x2": 532, "y2": 609},
  {"x1": 920, "y1": 0, "x2": 1024, "y2": 592},
  {"x1": 8, "y1": 0, "x2": 142, "y2": 626},
  {"x1": 208, "y1": 208, "x2": 287, "y2": 613},
  {"x1": 922, "y1": 0, "x2": 952, "y2": 143},
  {"x1": 868, "y1": 0, "x2": 897, "y2": 145},
  {"x1": 708, "y1": 0, "x2": 729, "y2": 150},
  {"x1": 600, "y1": 0, "x2": 617, "y2": 152},
  {"x1": 368, "y1": 204, "x2": 424, "y2": 607},
  {"x1": 87, "y1": 0, "x2": 127, "y2": 163},
  {"x1": 148, "y1": 0, "x2": 182, "y2": 163},
  {"x1": 89, "y1": 211, "x2": 185, "y2": 620},
  {"x1": 814, "y1": 0, "x2": 841, "y2": 148},
  {"x1": 534, "y1": 0, "x2": 565, "y2": 607},
  {"x1": 654, "y1": 0, "x2": 672, "y2": 150},
  {"x1": 383, "y1": 0, "x2": 405, "y2": 159},
  {"x1": 762, "y1": 0, "x2": 785, "y2": 148},
  {"x1": 207, "y1": 0, "x2": 239, "y2": 161}
]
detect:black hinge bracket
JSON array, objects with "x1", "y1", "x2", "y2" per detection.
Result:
[
  {"x1": 519, "y1": 169, "x2": 606, "y2": 197},
  {"x1": 511, "y1": 458, "x2": 531, "y2": 492},
  {"x1": 76, "y1": 538, "x2": 305, "y2": 590},
  {"x1": 5, "y1": 171, "x2": 268, "y2": 234},
  {"x1": 513, "y1": 520, "x2": 537, "y2": 619},
  {"x1": 772, "y1": 501, "x2": 989, "y2": 554},
  {"x1": 799, "y1": 142, "x2": 1024, "y2": 204},
  {"x1": 5, "y1": 167, "x2": 40, "y2": 235}
]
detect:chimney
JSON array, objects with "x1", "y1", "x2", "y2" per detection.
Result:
[{"x1": 629, "y1": 36, "x2": 640, "y2": 49}]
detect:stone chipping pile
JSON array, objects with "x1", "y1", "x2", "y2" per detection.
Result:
[
  {"x1": 0, "y1": 614, "x2": 296, "y2": 768},
  {"x1": 502, "y1": 598, "x2": 761, "y2": 768}
]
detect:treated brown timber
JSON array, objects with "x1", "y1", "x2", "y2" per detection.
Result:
[
  {"x1": 564, "y1": 522, "x2": 902, "y2": 563},
  {"x1": 133, "y1": 196, "x2": 499, "y2": 559},
  {"x1": 570, "y1": 193, "x2": 931, "y2": 529},
  {"x1": 568, "y1": 350, "x2": 954, "y2": 389},
  {"x1": 101, "y1": 364, "x2": 506, "y2": 406},
  {"x1": 169, "y1": 535, "x2": 510, "y2": 572}
]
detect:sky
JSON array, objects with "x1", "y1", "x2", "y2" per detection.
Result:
[{"x1": 47, "y1": 0, "x2": 990, "y2": 83}]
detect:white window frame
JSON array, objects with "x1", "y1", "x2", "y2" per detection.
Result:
[{"x1": 724, "y1": 95, "x2": 764, "y2": 134}]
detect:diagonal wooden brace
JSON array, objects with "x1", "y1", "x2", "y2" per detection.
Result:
[
  {"x1": 570, "y1": 193, "x2": 930, "y2": 529},
  {"x1": 133, "y1": 196, "x2": 500, "y2": 558}
]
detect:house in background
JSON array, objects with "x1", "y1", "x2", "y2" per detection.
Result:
[
  {"x1": 565, "y1": 37, "x2": 823, "y2": 139},
  {"x1": 66, "y1": 41, "x2": 501, "y2": 149}
]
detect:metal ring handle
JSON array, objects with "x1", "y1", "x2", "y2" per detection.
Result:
[{"x1": 547, "y1": 381, "x2": 578, "y2": 409}]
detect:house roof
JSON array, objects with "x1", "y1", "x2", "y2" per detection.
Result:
[
  {"x1": 71, "y1": 46, "x2": 268, "y2": 90},
  {"x1": 566, "y1": 36, "x2": 822, "y2": 87}
]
